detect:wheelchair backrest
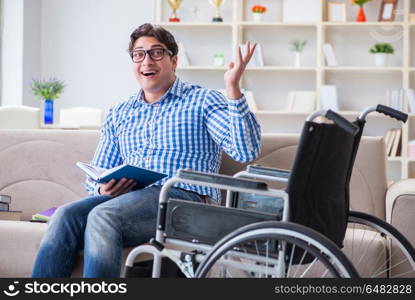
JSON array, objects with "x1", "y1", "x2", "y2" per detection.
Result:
[{"x1": 286, "y1": 121, "x2": 356, "y2": 247}]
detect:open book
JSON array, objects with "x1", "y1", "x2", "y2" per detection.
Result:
[{"x1": 76, "y1": 162, "x2": 167, "y2": 188}]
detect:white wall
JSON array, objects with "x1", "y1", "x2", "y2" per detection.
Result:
[
  {"x1": 1, "y1": 0, "x2": 24, "y2": 106},
  {"x1": 22, "y1": 0, "x2": 41, "y2": 108},
  {"x1": 40, "y1": 0, "x2": 154, "y2": 112},
  {"x1": 1, "y1": 0, "x2": 154, "y2": 111}
]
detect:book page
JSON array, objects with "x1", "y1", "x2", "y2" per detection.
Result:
[{"x1": 76, "y1": 162, "x2": 104, "y2": 180}]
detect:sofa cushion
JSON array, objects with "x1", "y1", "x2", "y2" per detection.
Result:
[
  {"x1": 0, "y1": 221, "x2": 47, "y2": 277},
  {"x1": 0, "y1": 130, "x2": 99, "y2": 220}
]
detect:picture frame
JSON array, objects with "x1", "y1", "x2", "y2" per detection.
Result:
[
  {"x1": 378, "y1": 0, "x2": 398, "y2": 22},
  {"x1": 328, "y1": 2, "x2": 347, "y2": 22}
]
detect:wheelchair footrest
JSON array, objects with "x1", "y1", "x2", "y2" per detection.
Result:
[{"x1": 165, "y1": 198, "x2": 278, "y2": 245}]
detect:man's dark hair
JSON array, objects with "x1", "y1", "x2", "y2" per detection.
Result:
[{"x1": 128, "y1": 23, "x2": 178, "y2": 56}]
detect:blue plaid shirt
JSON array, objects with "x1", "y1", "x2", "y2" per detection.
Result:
[{"x1": 86, "y1": 77, "x2": 261, "y2": 202}]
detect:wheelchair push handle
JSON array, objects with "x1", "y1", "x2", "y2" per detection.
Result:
[
  {"x1": 325, "y1": 110, "x2": 359, "y2": 136},
  {"x1": 358, "y1": 105, "x2": 408, "y2": 123},
  {"x1": 376, "y1": 104, "x2": 408, "y2": 123},
  {"x1": 306, "y1": 110, "x2": 359, "y2": 136}
]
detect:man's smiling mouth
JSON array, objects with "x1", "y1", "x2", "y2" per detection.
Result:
[{"x1": 141, "y1": 71, "x2": 157, "y2": 77}]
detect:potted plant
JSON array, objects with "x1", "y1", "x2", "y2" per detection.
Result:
[
  {"x1": 213, "y1": 53, "x2": 225, "y2": 67},
  {"x1": 32, "y1": 77, "x2": 65, "y2": 124},
  {"x1": 290, "y1": 39, "x2": 307, "y2": 68},
  {"x1": 369, "y1": 43, "x2": 394, "y2": 67},
  {"x1": 350, "y1": 0, "x2": 373, "y2": 22},
  {"x1": 251, "y1": 5, "x2": 266, "y2": 22}
]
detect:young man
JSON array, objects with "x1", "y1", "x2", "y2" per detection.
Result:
[{"x1": 32, "y1": 23, "x2": 261, "y2": 278}]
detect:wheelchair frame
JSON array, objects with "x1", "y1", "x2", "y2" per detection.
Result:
[
  {"x1": 226, "y1": 105, "x2": 415, "y2": 278},
  {"x1": 126, "y1": 173, "x2": 289, "y2": 278},
  {"x1": 125, "y1": 172, "x2": 358, "y2": 278},
  {"x1": 125, "y1": 109, "x2": 361, "y2": 278},
  {"x1": 125, "y1": 106, "x2": 415, "y2": 278}
]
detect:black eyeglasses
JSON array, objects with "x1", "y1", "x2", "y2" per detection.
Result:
[{"x1": 130, "y1": 48, "x2": 173, "y2": 63}]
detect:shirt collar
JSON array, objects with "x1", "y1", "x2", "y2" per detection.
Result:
[{"x1": 133, "y1": 77, "x2": 186, "y2": 107}]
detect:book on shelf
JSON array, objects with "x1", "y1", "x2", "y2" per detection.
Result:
[
  {"x1": 286, "y1": 91, "x2": 316, "y2": 113},
  {"x1": 0, "y1": 195, "x2": 11, "y2": 204},
  {"x1": 407, "y1": 89, "x2": 415, "y2": 114},
  {"x1": 320, "y1": 85, "x2": 339, "y2": 111},
  {"x1": 241, "y1": 43, "x2": 264, "y2": 67},
  {"x1": 384, "y1": 128, "x2": 402, "y2": 157},
  {"x1": 408, "y1": 140, "x2": 415, "y2": 159},
  {"x1": 76, "y1": 162, "x2": 167, "y2": 187},
  {"x1": 243, "y1": 90, "x2": 257, "y2": 112},
  {"x1": 385, "y1": 129, "x2": 396, "y2": 156},
  {"x1": 0, "y1": 194, "x2": 11, "y2": 212},
  {"x1": 177, "y1": 41, "x2": 190, "y2": 67},
  {"x1": 0, "y1": 202, "x2": 9, "y2": 211},
  {"x1": 390, "y1": 128, "x2": 401, "y2": 157},
  {"x1": 384, "y1": 129, "x2": 393, "y2": 155},
  {"x1": 32, "y1": 207, "x2": 58, "y2": 222},
  {"x1": 386, "y1": 89, "x2": 404, "y2": 111},
  {"x1": 0, "y1": 210, "x2": 22, "y2": 221},
  {"x1": 322, "y1": 44, "x2": 337, "y2": 67}
]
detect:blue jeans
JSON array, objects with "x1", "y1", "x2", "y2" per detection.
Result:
[{"x1": 31, "y1": 186, "x2": 202, "y2": 278}]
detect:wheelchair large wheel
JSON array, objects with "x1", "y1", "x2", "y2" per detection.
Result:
[
  {"x1": 195, "y1": 221, "x2": 358, "y2": 278},
  {"x1": 345, "y1": 211, "x2": 415, "y2": 278}
]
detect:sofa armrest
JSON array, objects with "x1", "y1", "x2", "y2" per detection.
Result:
[
  {"x1": 386, "y1": 179, "x2": 415, "y2": 247},
  {"x1": 0, "y1": 221, "x2": 47, "y2": 277}
]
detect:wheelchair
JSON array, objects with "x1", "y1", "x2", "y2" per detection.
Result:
[{"x1": 125, "y1": 105, "x2": 415, "y2": 278}]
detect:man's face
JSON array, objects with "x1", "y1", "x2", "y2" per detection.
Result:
[{"x1": 131, "y1": 36, "x2": 177, "y2": 94}]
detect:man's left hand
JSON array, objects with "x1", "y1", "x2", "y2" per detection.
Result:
[{"x1": 224, "y1": 41, "x2": 257, "y2": 100}]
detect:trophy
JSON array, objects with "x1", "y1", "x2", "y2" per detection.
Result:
[
  {"x1": 209, "y1": 0, "x2": 226, "y2": 22},
  {"x1": 167, "y1": 0, "x2": 183, "y2": 22}
]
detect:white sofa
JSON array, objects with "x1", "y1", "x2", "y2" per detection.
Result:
[
  {"x1": 0, "y1": 106, "x2": 40, "y2": 129},
  {"x1": 0, "y1": 129, "x2": 413, "y2": 277}
]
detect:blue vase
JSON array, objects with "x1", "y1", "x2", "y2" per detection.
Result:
[{"x1": 44, "y1": 99, "x2": 54, "y2": 124}]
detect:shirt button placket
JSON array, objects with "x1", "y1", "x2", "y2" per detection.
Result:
[{"x1": 147, "y1": 103, "x2": 159, "y2": 167}]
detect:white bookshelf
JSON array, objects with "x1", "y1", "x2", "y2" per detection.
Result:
[{"x1": 155, "y1": 0, "x2": 415, "y2": 181}]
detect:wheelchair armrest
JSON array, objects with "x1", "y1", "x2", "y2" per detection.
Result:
[
  {"x1": 177, "y1": 169, "x2": 268, "y2": 190},
  {"x1": 246, "y1": 165, "x2": 291, "y2": 179}
]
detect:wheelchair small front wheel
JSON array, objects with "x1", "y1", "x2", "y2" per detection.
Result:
[{"x1": 195, "y1": 221, "x2": 358, "y2": 278}]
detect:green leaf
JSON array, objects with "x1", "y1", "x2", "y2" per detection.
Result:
[
  {"x1": 31, "y1": 77, "x2": 66, "y2": 100},
  {"x1": 369, "y1": 43, "x2": 394, "y2": 54}
]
